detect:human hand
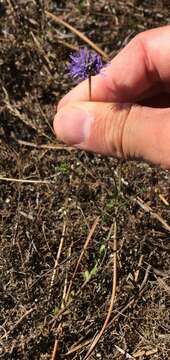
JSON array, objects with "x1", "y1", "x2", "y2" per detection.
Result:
[{"x1": 54, "y1": 26, "x2": 170, "y2": 169}]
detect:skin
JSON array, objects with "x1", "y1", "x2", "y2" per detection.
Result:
[{"x1": 54, "y1": 26, "x2": 170, "y2": 169}]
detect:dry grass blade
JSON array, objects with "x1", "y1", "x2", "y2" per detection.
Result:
[
  {"x1": 114, "y1": 170, "x2": 170, "y2": 233},
  {"x1": 37, "y1": 102, "x2": 55, "y2": 136},
  {"x1": 30, "y1": 31, "x2": 53, "y2": 73},
  {"x1": 0, "y1": 307, "x2": 35, "y2": 340},
  {"x1": 57, "y1": 39, "x2": 79, "y2": 51},
  {"x1": 64, "y1": 339, "x2": 92, "y2": 356},
  {"x1": 83, "y1": 221, "x2": 117, "y2": 360},
  {"x1": 135, "y1": 196, "x2": 170, "y2": 232},
  {"x1": 158, "y1": 193, "x2": 169, "y2": 206},
  {"x1": 17, "y1": 139, "x2": 74, "y2": 152},
  {"x1": 115, "y1": 345, "x2": 135, "y2": 359},
  {"x1": 64, "y1": 216, "x2": 100, "y2": 304},
  {"x1": 134, "y1": 254, "x2": 144, "y2": 282},
  {"x1": 157, "y1": 277, "x2": 170, "y2": 295},
  {"x1": 49, "y1": 215, "x2": 99, "y2": 327},
  {"x1": 48, "y1": 220, "x2": 67, "y2": 301},
  {"x1": 139, "y1": 264, "x2": 151, "y2": 290},
  {"x1": 2, "y1": 86, "x2": 37, "y2": 131},
  {"x1": 133, "y1": 348, "x2": 158, "y2": 358},
  {"x1": 0, "y1": 176, "x2": 49, "y2": 184},
  {"x1": 51, "y1": 275, "x2": 68, "y2": 360},
  {"x1": 45, "y1": 11, "x2": 109, "y2": 61},
  {"x1": 1, "y1": 2, "x2": 169, "y2": 358}
]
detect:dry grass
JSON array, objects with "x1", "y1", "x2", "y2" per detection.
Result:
[{"x1": 0, "y1": 1, "x2": 170, "y2": 359}]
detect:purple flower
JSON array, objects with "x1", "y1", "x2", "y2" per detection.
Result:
[{"x1": 68, "y1": 48, "x2": 103, "y2": 83}]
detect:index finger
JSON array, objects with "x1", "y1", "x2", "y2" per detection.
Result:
[{"x1": 58, "y1": 26, "x2": 170, "y2": 109}]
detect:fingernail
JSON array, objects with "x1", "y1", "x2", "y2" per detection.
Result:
[{"x1": 54, "y1": 106, "x2": 93, "y2": 145}]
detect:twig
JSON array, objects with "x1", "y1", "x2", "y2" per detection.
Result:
[
  {"x1": 83, "y1": 221, "x2": 117, "y2": 360},
  {"x1": 45, "y1": 11, "x2": 109, "y2": 61},
  {"x1": 0, "y1": 176, "x2": 49, "y2": 184},
  {"x1": 51, "y1": 339, "x2": 59, "y2": 360},
  {"x1": 64, "y1": 216, "x2": 100, "y2": 303}
]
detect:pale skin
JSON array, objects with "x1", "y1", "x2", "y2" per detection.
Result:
[{"x1": 54, "y1": 26, "x2": 170, "y2": 169}]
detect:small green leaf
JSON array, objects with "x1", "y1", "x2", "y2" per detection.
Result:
[
  {"x1": 83, "y1": 270, "x2": 90, "y2": 282},
  {"x1": 99, "y1": 244, "x2": 106, "y2": 255},
  {"x1": 106, "y1": 201, "x2": 114, "y2": 209},
  {"x1": 52, "y1": 306, "x2": 59, "y2": 315},
  {"x1": 90, "y1": 263, "x2": 98, "y2": 276}
]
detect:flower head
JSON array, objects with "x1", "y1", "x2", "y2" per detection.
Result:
[{"x1": 68, "y1": 48, "x2": 103, "y2": 83}]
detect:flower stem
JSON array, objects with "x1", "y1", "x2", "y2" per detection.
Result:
[{"x1": 89, "y1": 75, "x2": 92, "y2": 101}]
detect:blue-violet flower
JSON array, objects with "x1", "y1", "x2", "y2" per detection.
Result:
[{"x1": 68, "y1": 48, "x2": 103, "y2": 83}]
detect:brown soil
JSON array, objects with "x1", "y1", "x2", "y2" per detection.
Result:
[{"x1": 0, "y1": 1, "x2": 170, "y2": 359}]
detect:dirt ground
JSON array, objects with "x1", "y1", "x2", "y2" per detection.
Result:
[{"x1": 0, "y1": 0, "x2": 170, "y2": 359}]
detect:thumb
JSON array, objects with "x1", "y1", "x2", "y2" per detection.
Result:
[{"x1": 53, "y1": 102, "x2": 170, "y2": 168}]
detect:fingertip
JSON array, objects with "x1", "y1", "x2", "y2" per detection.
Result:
[
  {"x1": 53, "y1": 104, "x2": 93, "y2": 145},
  {"x1": 56, "y1": 79, "x2": 90, "y2": 111},
  {"x1": 53, "y1": 101, "x2": 131, "y2": 157},
  {"x1": 57, "y1": 91, "x2": 78, "y2": 113},
  {"x1": 57, "y1": 97, "x2": 66, "y2": 112}
]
